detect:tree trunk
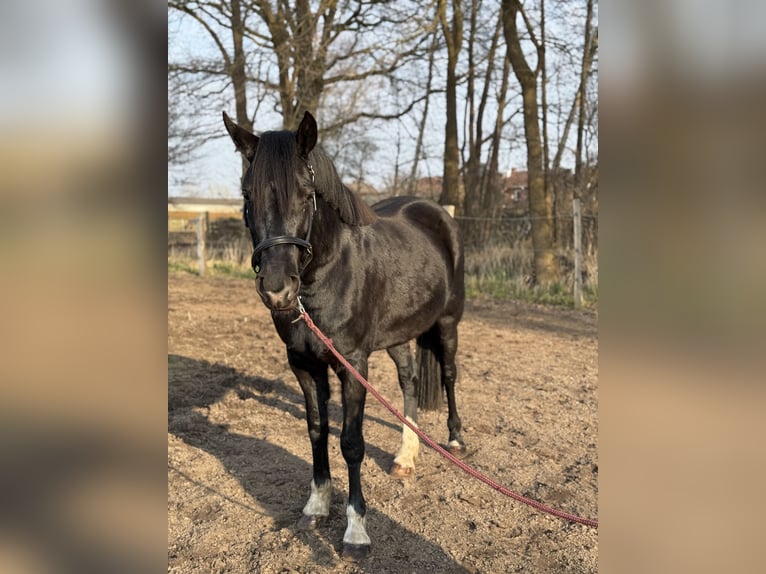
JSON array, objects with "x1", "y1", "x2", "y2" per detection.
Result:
[
  {"x1": 438, "y1": 0, "x2": 463, "y2": 210},
  {"x1": 575, "y1": 0, "x2": 596, "y2": 192},
  {"x1": 502, "y1": 0, "x2": 557, "y2": 286},
  {"x1": 539, "y1": 0, "x2": 552, "y2": 242},
  {"x1": 461, "y1": 0, "x2": 480, "y2": 240},
  {"x1": 230, "y1": 0, "x2": 251, "y2": 176}
]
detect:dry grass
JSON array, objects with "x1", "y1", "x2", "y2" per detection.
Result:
[{"x1": 464, "y1": 244, "x2": 598, "y2": 307}]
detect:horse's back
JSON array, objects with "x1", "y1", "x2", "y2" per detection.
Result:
[
  {"x1": 371, "y1": 196, "x2": 464, "y2": 319},
  {"x1": 372, "y1": 195, "x2": 448, "y2": 222},
  {"x1": 372, "y1": 196, "x2": 463, "y2": 273}
]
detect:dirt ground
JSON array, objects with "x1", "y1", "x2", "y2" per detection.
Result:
[{"x1": 168, "y1": 273, "x2": 598, "y2": 573}]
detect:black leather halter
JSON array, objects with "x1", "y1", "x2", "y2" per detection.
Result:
[{"x1": 245, "y1": 163, "x2": 317, "y2": 276}]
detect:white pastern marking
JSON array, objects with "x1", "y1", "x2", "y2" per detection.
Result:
[
  {"x1": 393, "y1": 416, "x2": 420, "y2": 468},
  {"x1": 302, "y1": 480, "x2": 331, "y2": 517},
  {"x1": 343, "y1": 505, "x2": 371, "y2": 546},
  {"x1": 448, "y1": 439, "x2": 462, "y2": 448}
]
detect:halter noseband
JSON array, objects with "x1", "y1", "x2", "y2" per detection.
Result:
[{"x1": 245, "y1": 162, "x2": 317, "y2": 275}]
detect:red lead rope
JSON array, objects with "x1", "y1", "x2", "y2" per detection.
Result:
[{"x1": 297, "y1": 308, "x2": 598, "y2": 529}]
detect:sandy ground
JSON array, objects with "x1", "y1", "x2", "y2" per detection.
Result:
[{"x1": 168, "y1": 273, "x2": 598, "y2": 573}]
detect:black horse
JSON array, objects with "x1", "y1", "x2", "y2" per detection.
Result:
[{"x1": 223, "y1": 110, "x2": 465, "y2": 560}]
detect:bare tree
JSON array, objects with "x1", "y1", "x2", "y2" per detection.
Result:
[
  {"x1": 461, "y1": 3, "x2": 511, "y2": 244},
  {"x1": 502, "y1": 0, "x2": 557, "y2": 285},
  {"x1": 406, "y1": 28, "x2": 441, "y2": 196},
  {"x1": 545, "y1": 0, "x2": 598, "y2": 248},
  {"x1": 481, "y1": 40, "x2": 514, "y2": 223},
  {"x1": 168, "y1": 67, "x2": 229, "y2": 184},
  {"x1": 169, "y1": 1, "x2": 435, "y2": 184},
  {"x1": 168, "y1": 70, "x2": 204, "y2": 167},
  {"x1": 168, "y1": 0, "x2": 598, "y2": 256},
  {"x1": 169, "y1": 0, "x2": 265, "y2": 178},
  {"x1": 248, "y1": 1, "x2": 436, "y2": 131}
]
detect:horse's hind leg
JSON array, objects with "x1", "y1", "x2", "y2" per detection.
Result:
[
  {"x1": 438, "y1": 316, "x2": 466, "y2": 454},
  {"x1": 387, "y1": 343, "x2": 419, "y2": 477}
]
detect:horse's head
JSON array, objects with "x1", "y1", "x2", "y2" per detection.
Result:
[{"x1": 223, "y1": 111, "x2": 319, "y2": 313}]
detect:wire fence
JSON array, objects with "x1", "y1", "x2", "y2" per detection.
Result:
[
  {"x1": 455, "y1": 206, "x2": 598, "y2": 306},
  {"x1": 168, "y1": 206, "x2": 598, "y2": 304},
  {"x1": 456, "y1": 213, "x2": 598, "y2": 253}
]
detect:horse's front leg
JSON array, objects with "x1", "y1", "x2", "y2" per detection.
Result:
[
  {"x1": 288, "y1": 351, "x2": 331, "y2": 530},
  {"x1": 335, "y1": 354, "x2": 371, "y2": 561}
]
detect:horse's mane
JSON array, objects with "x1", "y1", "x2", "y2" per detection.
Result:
[
  {"x1": 254, "y1": 130, "x2": 376, "y2": 227},
  {"x1": 309, "y1": 146, "x2": 377, "y2": 226}
]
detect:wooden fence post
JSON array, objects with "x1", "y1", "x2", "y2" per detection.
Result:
[
  {"x1": 196, "y1": 214, "x2": 207, "y2": 276},
  {"x1": 573, "y1": 198, "x2": 583, "y2": 309}
]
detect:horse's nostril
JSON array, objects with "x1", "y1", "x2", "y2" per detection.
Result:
[{"x1": 256, "y1": 274, "x2": 301, "y2": 310}]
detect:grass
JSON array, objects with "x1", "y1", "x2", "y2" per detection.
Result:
[
  {"x1": 465, "y1": 273, "x2": 598, "y2": 307},
  {"x1": 168, "y1": 256, "x2": 254, "y2": 280},
  {"x1": 463, "y1": 244, "x2": 598, "y2": 308},
  {"x1": 209, "y1": 260, "x2": 254, "y2": 279}
]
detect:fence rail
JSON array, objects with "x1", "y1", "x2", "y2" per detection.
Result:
[{"x1": 168, "y1": 211, "x2": 251, "y2": 276}]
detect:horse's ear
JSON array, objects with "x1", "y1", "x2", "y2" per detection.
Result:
[
  {"x1": 223, "y1": 111, "x2": 258, "y2": 162},
  {"x1": 296, "y1": 111, "x2": 318, "y2": 158}
]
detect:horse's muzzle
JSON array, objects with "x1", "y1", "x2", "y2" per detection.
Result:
[{"x1": 256, "y1": 274, "x2": 300, "y2": 311}]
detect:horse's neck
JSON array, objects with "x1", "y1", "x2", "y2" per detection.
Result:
[{"x1": 307, "y1": 201, "x2": 347, "y2": 270}]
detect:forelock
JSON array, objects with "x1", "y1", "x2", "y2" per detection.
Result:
[{"x1": 251, "y1": 131, "x2": 300, "y2": 216}]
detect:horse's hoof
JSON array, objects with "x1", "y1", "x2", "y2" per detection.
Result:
[
  {"x1": 342, "y1": 543, "x2": 370, "y2": 562},
  {"x1": 448, "y1": 442, "x2": 467, "y2": 457},
  {"x1": 390, "y1": 463, "x2": 413, "y2": 478},
  {"x1": 297, "y1": 514, "x2": 322, "y2": 530}
]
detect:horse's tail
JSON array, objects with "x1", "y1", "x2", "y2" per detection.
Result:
[{"x1": 416, "y1": 324, "x2": 443, "y2": 411}]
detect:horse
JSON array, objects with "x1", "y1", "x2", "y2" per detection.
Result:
[{"x1": 222, "y1": 110, "x2": 466, "y2": 561}]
